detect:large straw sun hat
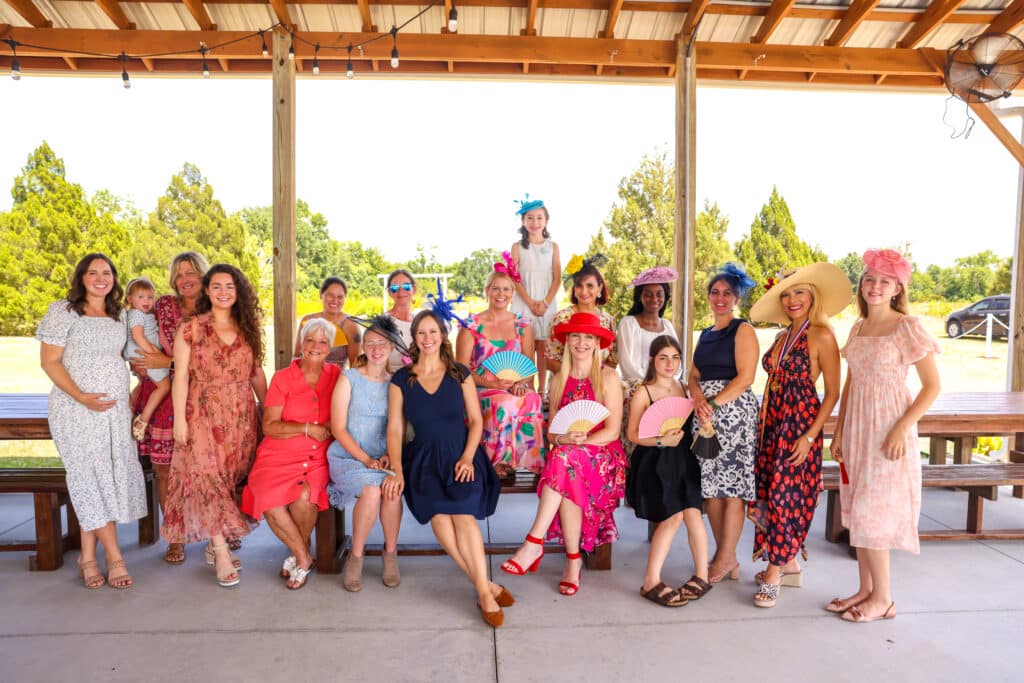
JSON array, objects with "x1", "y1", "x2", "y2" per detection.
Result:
[{"x1": 749, "y1": 262, "x2": 852, "y2": 326}]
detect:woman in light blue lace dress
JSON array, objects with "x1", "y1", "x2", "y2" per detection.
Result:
[{"x1": 327, "y1": 318, "x2": 405, "y2": 591}]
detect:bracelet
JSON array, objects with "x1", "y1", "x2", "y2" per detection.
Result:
[
  {"x1": 709, "y1": 399, "x2": 721, "y2": 411},
  {"x1": 304, "y1": 422, "x2": 309, "y2": 438}
]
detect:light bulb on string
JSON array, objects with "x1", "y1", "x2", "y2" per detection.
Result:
[
  {"x1": 346, "y1": 44, "x2": 354, "y2": 79},
  {"x1": 390, "y1": 26, "x2": 399, "y2": 69},
  {"x1": 120, "y1": 53, "x2": 130, "y2": 89},
  {"x1": 288, "y1": 33, "x2": 295, "y2": 61},
  {"x1": 312, "y1": 44, "x2": 320, "y2": 75},
  {"x1": 200, "y1": 46, "x2": 210, "y2": 79},
  {"x1": 448, "y1": 2, "x2": 458, "y2": 33},
  {"x1": 5, "y1": 39, "x2": 19, "y2": 81},
  {"x1": 260, "y1": 30, "x2": 269, "y2": 58}
]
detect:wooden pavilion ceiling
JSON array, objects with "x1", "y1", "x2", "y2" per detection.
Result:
[{"x1": 2, "y1": 0, "x2": 1024, "y2": 88}]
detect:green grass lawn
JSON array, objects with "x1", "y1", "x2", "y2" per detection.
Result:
[{"x1": 0, "y1": 311, "x2": 1010, "y2": 464}]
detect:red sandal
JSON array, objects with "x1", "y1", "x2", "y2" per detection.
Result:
[
  {"x1": 501, "y1": 534, "x2": 544, "y2": 575},
  {"x1": 559, "y1": 551, "x2": 582, "y2": 596}
]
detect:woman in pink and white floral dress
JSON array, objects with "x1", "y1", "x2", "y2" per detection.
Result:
[
  {"x1": 829, "y1": 249, "x2": 940, "y2": 623},
  {"x1": 456, "y1": 266, "x2": 546, "y2": 477}
]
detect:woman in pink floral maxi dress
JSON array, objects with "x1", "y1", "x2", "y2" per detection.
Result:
[{"x1": 829, "y1": 249, "x2": 940, "y2": 623}]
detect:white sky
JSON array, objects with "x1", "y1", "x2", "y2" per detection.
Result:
[{"x1": 0, "y1": 74, "x2": 1018, "y2": 269}]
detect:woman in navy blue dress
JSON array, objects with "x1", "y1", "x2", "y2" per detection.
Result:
[{"x1": 383, "y1": 310, "x2": 510, "y2": 627}]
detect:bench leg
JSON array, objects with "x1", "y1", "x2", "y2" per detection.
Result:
[
  {"x1": 954, "y1": 437, "x2": 974, "y2": 465},
  {"x1": 316, "y1": 507, "x2": 346, "y2": 575},
  {"x1": 585, "y1": 543, "x2": 612, "y2": 571},
  {"x1": 137, "y1": 473, "x2": 159, "y2": 546},
  {"x1": 824, "y1": 490, "x2": 848, "y2": 544},
  {"x1": 929, "y1": 437, "x2": 946, "y2": 465},
  {"x1": 30, "y1": 492, "x2": 64, "y2": 571},
  {"x1": 966, "y1": 492, "x2": 984, "y2": 534}
]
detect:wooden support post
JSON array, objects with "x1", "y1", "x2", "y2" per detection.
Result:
[
  {"x1": 671, "y1": 34, "x2": 697, "y2": 360},
  {"x1": 929, "y1": 436, "x2": 946, "y2": 465},
  {"x1": 586, "y1": 542, "x2": 612, "y2": 570},
  {"x1": 1011, "y1": 116, "x2": 1024, "y2": 496},
  {"x1": 315, "y1": 507, "x2": 346, "y2": 574},
  {"x1": 138, "y1": 468, "x2": 158, "y2": 546},
  {"x1": 966, "y1": 491, "x2": 983, "y2": 533},
  {"x1": 954, "y1": 436, "x2": 973, "y2": 465},
  {"x1": 30, "y1": 492, "x2": 62, "y2": 571},
  {"x1": 824, "y1": 490, "x2": 848, "y2": 543},
  {"x1": 272, "y1": 29, "x2": 297, "y2": 372}
]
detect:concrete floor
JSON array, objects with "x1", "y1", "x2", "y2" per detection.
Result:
[{"x1": 2, "y1": 487, "x2": 1023, "y2": 683}]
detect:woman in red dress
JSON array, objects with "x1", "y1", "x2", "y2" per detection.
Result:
[{"x1": 242, "y1": 318, "x2": 340, "y2": 589}]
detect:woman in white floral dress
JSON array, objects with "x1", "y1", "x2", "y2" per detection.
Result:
[{"x1": 37, "y1": 253, "x2": 148, "y2": 589}]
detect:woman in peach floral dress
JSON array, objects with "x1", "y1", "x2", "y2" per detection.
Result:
[
  {"x1": 162, "y1": 264, "x2": 268, "y2": 588},
  {"x1": 829, "y1": 249, "x2": 940, "y2": 623}
]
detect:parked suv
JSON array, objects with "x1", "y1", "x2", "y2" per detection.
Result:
[{"x1": 945, "y1": 294, "x2": 1010, "y2": 338}]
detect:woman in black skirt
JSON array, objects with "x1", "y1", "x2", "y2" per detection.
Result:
[{"x1": 626, "y1": 335, "x2": 710, "y2": 607}]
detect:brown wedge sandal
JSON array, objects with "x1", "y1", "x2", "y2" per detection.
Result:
[
  {"x1": 640, "y1": 582, "x2": 689, "y2": 608},
  {"x1": 677, "y1": 575, "x2": 713, "y2": 601}
]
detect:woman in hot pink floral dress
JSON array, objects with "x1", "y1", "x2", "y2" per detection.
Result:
[
  {"x1": 829, "y1": 249, "x2": 940, "y2": 623},
  {"x1": 501, "y1": 312, "x2": 626, "y2": 596},
  {"x1": 456, "y1": 268, "x2": 546, "y2": 477},
  {"x1": 162, "y1": 264, "x2": 268, "y2": 588}
]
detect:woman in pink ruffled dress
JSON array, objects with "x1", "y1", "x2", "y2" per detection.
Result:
[{"x1": 829, "y1": 249, "x2": 940, "y2": 623}]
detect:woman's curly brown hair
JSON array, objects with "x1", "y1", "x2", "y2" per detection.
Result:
[
  {"x1": 66, "y1": 253, "x2": 124, "y2": 321},
  {"x1": 196, "y1": 264, "x2": 265, "y2": 364}
]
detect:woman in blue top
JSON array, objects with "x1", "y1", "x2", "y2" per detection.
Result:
[
  {"x1": 687, "y1": 263, "x2": 760, "y2": 584},
  {"x1": 328, "y1": 316, "x2": 406, "y2": 592},
  {"x1": 383, "y1": 310, "x2": 511, "y2": 628}
]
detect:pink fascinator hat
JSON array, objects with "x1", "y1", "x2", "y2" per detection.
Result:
[
  {"x1": 862, "y1": 249, "x2": 912, "y2": 284},
  {"x1": 630, "y1": 266, "x2": 678, "y2": 287}
]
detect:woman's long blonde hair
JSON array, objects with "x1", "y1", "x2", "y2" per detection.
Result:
[{"x1": 556, "y1": 334, "x2": 605, "y2": 402}]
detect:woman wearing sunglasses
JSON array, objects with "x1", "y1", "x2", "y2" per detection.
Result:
[{"x1": 384, "y1": 269, "x2": 417, "y2": 368}]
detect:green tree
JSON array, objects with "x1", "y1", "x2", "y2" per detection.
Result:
[
  {"x1": 835, "y1": 251, "x2": 862, "y2": 289},
  {"x1": 0, "y1": 142, "x2": 131, "y2": 334},
  {"x1": 236, "y1": 200, "x2": 335, "y2": 295},
  {"x1": 989, "y1": 256, "x2": 1012, "y2": 295},
  {"x1": 586, "y1": 153, "x2": 733, "y2": 323},
  {"x1": 733, "y1": 186, "x2": 826, "y2": 312},
  {"x1": 449, "y1": 248, "x2": 501, "y2": 297},
  {"x1": 329, "y1": 240, "x2": 393, "y2": 300}
]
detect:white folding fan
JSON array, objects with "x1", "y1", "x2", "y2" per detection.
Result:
[
  {"x1": 480, "y1": 351, "x2": 538, "y2": 380},
  {"x1": 638, "y1": 396, "x2": 694, "y2": 439},
  {"x1": 549, "y1": 400, "x2": 610, "y2": 434}
]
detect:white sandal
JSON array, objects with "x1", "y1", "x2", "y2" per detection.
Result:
[
  {"x1": 287, "y1": 563, "x2": 313, "y2": 590},
  {"x1": 210, "y1": 543, "x2": 241, "y2": 588},
  {"x1": 280, "y1": 556, "x2": 296, "y2": 579}
]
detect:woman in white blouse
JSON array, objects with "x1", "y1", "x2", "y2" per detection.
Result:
[{"x1": 617, "y1": 266, "x2": 679, "y2": 383}]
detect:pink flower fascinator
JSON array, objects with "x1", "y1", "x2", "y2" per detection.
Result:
[
  {"x1": 862, "y1": 248, "x2": 911, "y2": 284},
  {"x1": 493, "y1": 251, "x2": 522, "y2": 283},
  {"x1": 630, "y1": 266, "x2": 678, "y2": 287}
]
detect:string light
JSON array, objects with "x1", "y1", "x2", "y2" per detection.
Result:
[
  {"x1": 200, "y1": 46, "x2": 210, "y2": 79},
  {"x1": 260, "y1": 30, "x2": 269, "y2": 58},
  {"x1": 346, "y1": 44, "x2": 354, "y2": 80},
  {"x1": 449, "y1": 1, "x2": 459, "y2": 33},
  {"x1": 5, "y1": 39, "x2": 20, "y2": 81},
  {"x1": 288, "y1": 33, "x2": 295, "y2": 61},
  {"x1": 312, "y1": 44, "x2": 320, "y2": 75},
  {"x1": 120, "y1": 52, "x2": 130, "y2": 89},
  {"x1": 390, "y1": 26, "x2": 399, "y2": 69}
]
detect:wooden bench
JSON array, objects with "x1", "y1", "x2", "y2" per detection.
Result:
[
  {"x1": 314, "y1": 469, "x2": 613, "y2": 574},
  {"x1": 0, "y1": 467, "x2": 158, "y2": 570},
  {"x1": 822, "y1": 463, "x2": 1024, "y2": 544}
]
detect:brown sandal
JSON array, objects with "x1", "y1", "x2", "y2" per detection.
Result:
[
  {"x1": 163, "y1": 543, "x2": 185, "y2": 564},
  {"x1": 77, "y1": 558, "x2": 106, "y2": 589},
  {"x1": 106, "y1": 559, "x2": 133, "y2": 589},
  {"x1": 640, "y1": 582, "x2": 689, "y2": 608},
  {"x1": 677, "y1": 575, "x2": 713, "y2": 600}
]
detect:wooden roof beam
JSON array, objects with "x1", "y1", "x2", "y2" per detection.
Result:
[
  {"x1": 969, "y1": 101, "x2": 1024, "y2": 167},
  {"x1": 825, "y1": 0, "x2": 880, "y2": 47},
  {"x1": 268, "y1": 0, "x2": 294, "y2": 31},
  {"x1": 181, "y1": 0, "x2": 216, "y2": 31},
  {"x1": 987, "y1": 0, "x2": 1024, "y2": 35},
  {"x1": 357, "y1": 0, "x2": 376, "y2": 32},
  {"x1": 523, "y1": 0, "x2": 538, "y2": 36},
  {"x1": 4, "y1": 0, "x2": 52, "y2": 28},
  {"x1": 601, "y1": 0, "x2": 625, "y2": 38},
  {"x1": 681, "y1": 0, "x2": 709, "y2": 40},
  {"x1": 94, "y1": 0, "x2": 135, "y2": 30},
  {"x1": 898, "y1": 0, "x2": 965, "y2": 49},
  {"x1": 751, "y1": 0, "x2": 797, "y2": 44}
]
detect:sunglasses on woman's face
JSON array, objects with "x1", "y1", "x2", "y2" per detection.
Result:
[{"x1": 389, "y1": 283, "x2": 414, "y2": 293}]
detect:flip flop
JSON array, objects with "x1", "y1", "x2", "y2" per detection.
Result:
[
  {"x1": 841, "y1": 602, "x2": 896, "y2": 623},
  {"x1": 825, "y1": 596, "x2": 866, "y2": 614}
]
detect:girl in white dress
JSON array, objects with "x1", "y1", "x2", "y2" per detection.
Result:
[{"x1": 509, "y1": 196, "x2": 561, "y2": 398}]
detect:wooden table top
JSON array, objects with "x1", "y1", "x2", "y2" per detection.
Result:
[{"x1": 1, "y1": 391, "x2": 1023, "y2": 440}]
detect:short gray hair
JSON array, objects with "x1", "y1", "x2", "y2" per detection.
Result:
[{"x1": 300, "y1": 318, "x2": 336, "y2": 345}]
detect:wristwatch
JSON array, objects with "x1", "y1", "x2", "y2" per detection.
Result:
[
  {"x1": 804, "y1": 434, "x2": 814, "y2": 444},
  {"x1": 656, "y1": 438, "x2": 664, "y2": 448}
]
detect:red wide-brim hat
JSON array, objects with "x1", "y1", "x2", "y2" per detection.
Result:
[{"x1": 552, "y1": 312, "x2": 615, "y2": 349}]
